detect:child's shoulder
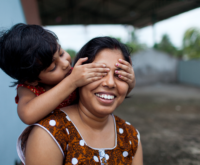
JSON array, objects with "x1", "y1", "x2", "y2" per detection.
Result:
[
  {"x1": 17, "y1": 84, "x2": 46, "y2": 94},
  {"x1": 15, "y1": 84, "x2": 46, "y2": 103}
]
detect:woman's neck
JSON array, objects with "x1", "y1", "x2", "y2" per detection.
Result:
[{"x1": 77, "y1": 103, "x2": 111, "y2": 131}]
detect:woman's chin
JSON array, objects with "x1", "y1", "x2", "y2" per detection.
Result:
[{"x1": 92, "y1": 105, "x2": 116, "y2": 117}]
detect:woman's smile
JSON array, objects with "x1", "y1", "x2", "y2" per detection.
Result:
[
  {"x1": 95, "y1": 92, "x2": 116, "y2": 105},
  {"x1": 79, "y1": 48, "x2": 129, "y2": 117}
]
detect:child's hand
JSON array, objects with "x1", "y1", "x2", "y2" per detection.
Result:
[
  {"x1": 115, "y1": 58, "x2": 136, "y2": 94},
  {"x1": 71, "y1": 57, "x2": 109, "y2": 88}
]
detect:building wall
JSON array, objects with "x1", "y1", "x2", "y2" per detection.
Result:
[
  {"x1": 0, "y1": 0, "x2": 27, "y2": 165},
  {"x1": 131, "y1": 49, "x2": 178, "y2": 85},
  {"x1": 178, "y1": 60, "x2": 200, "y2": 87}
]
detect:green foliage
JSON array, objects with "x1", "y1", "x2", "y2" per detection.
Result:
[
  {"x1": 154, "y1": 28, "x2": 200, "y2": 60},
  {"x1": 126, "y1": 30, "x2": 145, "y2": 54},
  {"x1": 125, "y1": 42, "x2": 145, "y2": 54},
  {"x1": 154, "y1": 34, "x2": 183, "y2": 58},
  {"x1": 66, "y1": 49, "x2": 77, "y2": 60},
  {"x1": 182, "y1": 27, "x2": 200, "y2": 59},
  {"x1": 112, "y1": 30, "x2": 145, "y2": 54}
]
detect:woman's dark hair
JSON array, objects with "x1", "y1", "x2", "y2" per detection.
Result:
[
  {"x1": 73, "y1": 36, "x2": 132, "y2": 101},
  {"x1": 0, "y1": 23, "x2": 58, "y2": 86},
  {"x1": 73, "y1": 36, "x2": 131, "y2": 66}
]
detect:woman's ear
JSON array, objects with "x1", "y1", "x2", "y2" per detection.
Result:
[{"x1": 24, "y1": 81, "x2": 39, "y2": 86}]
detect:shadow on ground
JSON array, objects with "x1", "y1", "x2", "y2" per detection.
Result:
[{"x1": 114, "y1": 84, "x2": 200, "y2": 165}]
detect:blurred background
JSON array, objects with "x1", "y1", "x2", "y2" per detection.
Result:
[{"x1": 0, "y1": 0, "x2": 200, "y2": 164}]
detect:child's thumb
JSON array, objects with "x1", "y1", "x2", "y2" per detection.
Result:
[{"x1": 75, "y1": 57, "x2": 88, "y2": 66}]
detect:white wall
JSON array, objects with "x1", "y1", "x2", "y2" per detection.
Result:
[{"x1": 0, "y1": 0, "x2": 27, "y2": 164}]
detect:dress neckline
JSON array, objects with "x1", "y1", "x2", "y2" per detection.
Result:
[{"x1": 60, "y1": 109, "x2": 117, "y2": 151}]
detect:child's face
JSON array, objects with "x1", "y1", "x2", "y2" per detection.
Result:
[{"x1": 38, "y1": 46, "x2": 72, "y2": 88}]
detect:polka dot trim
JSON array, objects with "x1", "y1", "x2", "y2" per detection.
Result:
[
  {"x1": 126, "y1": 121, "x2": 131, "y2": 125},
  {"x1": 119, "y1": 128, "x2": 124, "y2": 134},
  {"x1": 79, "y1": 140, "x2": 85, "y2": 146},
  {"x1": 105, "y1": 154, "x2": 109, "y2": 160},
  {"x1": 99, "y1": 150, "x2": 105, "y2": 157},
  {"x1": 123, "y1": 151, "x2": 128, "y2": 157},
  {"x1": 93, "y1": 156, "x2": 99, "y2": 162},
  {"x1": 72, "y1": 158, "x2": 78, "y2": 164},
  {"x1": 66, "y1": 144, "x2": 68, "y2": 150},
  {"x1": 49, "y1": 120, "x2": 56, "y2": 126},
  {"x1": 66, "y1": 115, "x2": 71, "y2": 121},
  {"x1": 66, "y1": 128, "x2": 69, "y2": 135}
]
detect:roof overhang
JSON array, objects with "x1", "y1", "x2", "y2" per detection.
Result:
[{"x1": 21, "y1": 0, "x2": 200, "y2": 28}]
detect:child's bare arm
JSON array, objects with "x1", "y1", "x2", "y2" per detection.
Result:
[
  {"x1": 17, "y1": 77, "x2": 79, "y2": 125},
  {"x1": 17, "y1": 58, "x2": 109, "y2": 125}
]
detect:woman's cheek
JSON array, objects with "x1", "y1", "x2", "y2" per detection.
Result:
[
  {"x1": 117, "y1": 81, "x2": 129, "y2": 96},
  {"x1": 87, "y1": 79, "x2": 102, "y2": 90}
]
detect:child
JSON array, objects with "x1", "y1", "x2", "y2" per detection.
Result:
[
  {"x1": 0, "y1": 23, "x2": 135, "y2": 125},
  {"x1": 0, "y1": 23, "x2": 109, "y2": 125}
]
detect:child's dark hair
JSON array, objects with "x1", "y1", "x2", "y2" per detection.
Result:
[
  {"x1": 74, "y1": 36, "x2": 131, "y2": 66},
  {"x1": 0, "y1": 23, "x2": 58, "y2": 86}
]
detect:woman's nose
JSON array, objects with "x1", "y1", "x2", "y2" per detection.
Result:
[{"x1": 102, "y1": 72, "x2": 116, "y2": 88}]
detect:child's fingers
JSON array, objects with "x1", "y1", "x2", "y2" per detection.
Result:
[
  {"x1": 85, "y1": 63, "x2": 107, "y2": 68},
  {"x1": 118, "y1": 59, "x2": 131, "y2": 66},
  {"x1": 87, "y1": 67, "x2": 110, "y2": 73},
  {"x1": 115, "y1": 62, "x2": 132, "y2": 73},
  {"x1": 87, "y1": 76, "x2": 102, "y2": 82},
  {"x1": 118, "y1": 74, "x2": 132, "y2": 84},
  {"x1": 74, "y1": 57, "x2": 88, "y2": 67},
  {"x1": 115, "y1": 70, "x2": 132, "y2": 80},
  {"x1": 87, "y1": 72, "x2": 107, "y2": 78}
]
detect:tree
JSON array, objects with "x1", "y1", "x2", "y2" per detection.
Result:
[
  {"x1": 182, "y1": 27, "x2": 200, "y2": 59},
  {"x1": 154, "y1": 34, "x2": 183, "y2": 58},
  {"x1": 66, "y1": 49, "x2": 77, "y2": 61},
  {"x1": 125, "y1": 30, "x2": 145, "y2": 54},
  {"x1": 112, "y1": 29, "x2": 145, "y2": 54}
]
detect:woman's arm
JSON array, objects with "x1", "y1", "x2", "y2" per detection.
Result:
[
  {"x1": 25, "y1": 126, "x2": 63, "y2": 165},
  {"x1": 132, "y1": 141, "x2": 143, "y2": 165}
]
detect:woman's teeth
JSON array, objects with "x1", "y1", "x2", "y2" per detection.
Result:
[{"x1": 95, "y1": 93, "x2": 114, "y2": 100}]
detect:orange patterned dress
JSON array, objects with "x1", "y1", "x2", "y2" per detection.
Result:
[
  {"x1": 17, "y1": 110, "x2": 140, "y2": 165},
  {"x1": 15, "y1": 84, "x2": 77, "y2": 109}
]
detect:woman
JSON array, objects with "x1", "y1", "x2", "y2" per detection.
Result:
[{"x1": 17, "y1": 37, "x2": 143, "y2": 165}]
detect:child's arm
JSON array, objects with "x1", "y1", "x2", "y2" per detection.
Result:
[
  {"x1": 17, "y1": 58, "x2": 109, "y2": 125},
  {"x1": 114, "y1": 58, "x2": 136, "y2": 95}
]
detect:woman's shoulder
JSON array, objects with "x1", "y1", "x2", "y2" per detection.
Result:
[
  {"x1": 17, "y1": 109, "x2": 72, "y2": 163},
  {"x1": 114, "y1": 115, "x2": 137, "y2": 129},
  {"x1": 114, "y1": 115, "x2": 140, "y2": 157},
  {"x1": 114, "y1": 115, "x2": 140, "y2": 141},
  {"x1": 37, "y1": 109, "x2": 67, "y2": 126}
]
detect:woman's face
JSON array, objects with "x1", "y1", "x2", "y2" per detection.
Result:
[{"x1": 79, "y1": 48, "x2": 129, "y2": 118}]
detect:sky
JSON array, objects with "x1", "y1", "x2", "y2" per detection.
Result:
[{"x1": 46, "y1": 7, "x2": 200, "y2": 52}]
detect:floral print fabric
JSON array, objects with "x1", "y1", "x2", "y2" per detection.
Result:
[
  {"x1": 17, "y1": 110, "x2": 140, "y2": 165},
  {"x1": 15, "y1": 84, "x2": 77, "y2": 109}
]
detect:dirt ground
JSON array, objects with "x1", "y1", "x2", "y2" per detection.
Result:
[{"x1": 114, "y1": 84, "x2": 200, "y2": 165}]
